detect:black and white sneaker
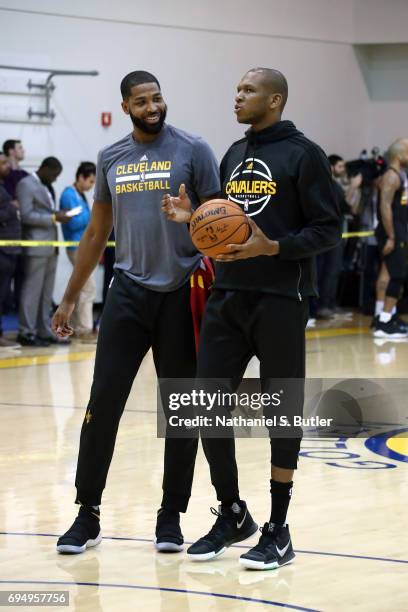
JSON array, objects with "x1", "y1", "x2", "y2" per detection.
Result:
[
  {"x1": 155, "y1": 508, "x2": 184, "y2": 552},
  {"x1": 239, "y1": 522, "x2": 295, "y2": 570},
  {"x1": 373, "y1": 318, "x2": 408, "y2": 338},
  {"x1": 392, "y1": 314, "x2": 408, "y2": 333},
  {"x1": 17, "y1": 334, "x2": 50, "y2": 347},
  {"x1": 187, "y1": 501, "x2": 258, "y2": 561},
  {"x1": 56, "y1": 506, "x2": 102, "y2": 554}
]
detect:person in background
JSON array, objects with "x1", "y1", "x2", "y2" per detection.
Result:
[
  {"x1": 60, "y1": 162, "x2": 97, "y2": 344},
  {"x1": 373, "y1": 138, "x2": 408, "y2": 338},
  {"x1": 359, "y1": 169, "x2": 386, "y2": 316},
  {"x1": 0, "y1": 152, "x2": 21, "y2": 349},
  {"x1": 315, "y1": 155, "x2": 351, "y2": 319},
  {"x1": 2, "y1": 139, "x2": 28, "y2": 200},
  {"x1": 329, "y1": 154, "x2": 362, "y2": 214},
  {"x1": 3, "y1": 139, "x2": 29, "y2": 312},
  {"x1": 16, "y1": 157, "x2": 70, "y2": 347}
]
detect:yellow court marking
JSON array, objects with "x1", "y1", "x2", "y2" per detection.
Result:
[
  {"x1": 341, "y1": 231, "x2": 374, "y2": 239},
  {"x1": 0, "y1": 240, "x2": 115, "y2": 247},
  {"x1": 386, "y1": 433, "x2": 408, "y2": 456},
  {"x1": 0, "y1": 350, "x2": 95, "y2": 369},
  {"x1": 0, "y1": 328, "x2": 369, "y2": 369},
  {"x1": 0, "y1": 233, "x2": 375, "y2": 248},
  {"x1": 306, "y1": 327, "x2": 370, "y2": 339}
]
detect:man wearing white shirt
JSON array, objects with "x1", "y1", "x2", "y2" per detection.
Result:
[{"x1": 60, "y1": 162, "x2": 97, "y2": 343}]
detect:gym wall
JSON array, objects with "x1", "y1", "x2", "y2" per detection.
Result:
[{"x1": 0, "y1": 0, "x2": 406, "y2": 301}]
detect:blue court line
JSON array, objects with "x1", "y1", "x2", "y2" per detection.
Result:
[
  {"x1": 0, "y1": 580, "x2": 319, "y2": 611},
  {"x1": 0, "y1": 401, "x2": 154, "y2": 414},
  {"x1": 1, "y1": 531, "x2": 407, "y2": 565}
]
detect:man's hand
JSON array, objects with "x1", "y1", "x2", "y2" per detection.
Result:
[
  {"x1": 161, "y1": 183, "x2": 192, "y2": 224},
  {"x1": 52, "y1": 301, "x2": 75, "y2": 338},
  {"x1": 383, "y1": 238, "x2": 395, "y2": 256},
  {"x1": 55, "y1": 210, "x2": 70, "y2": 224},
  {"x1": 216, "y1": 218, "x2": 279, "y2": 261}
]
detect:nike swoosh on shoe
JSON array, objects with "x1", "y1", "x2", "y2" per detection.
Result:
[
  {"x1": 276, "y1": 541, "x2": 290, "y2": 557},
  {"x1": 237, "y1": 509, "x2": 247, "y2": 529}
]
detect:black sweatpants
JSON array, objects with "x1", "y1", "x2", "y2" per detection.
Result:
[
  {"x1": 196, "y1": 289, "x2": 309, "y2": 503},
  {"x1": 75, "y1": 270, "x2": 198, "y2": 512}
]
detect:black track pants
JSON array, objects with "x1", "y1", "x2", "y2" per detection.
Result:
[
  {"x1": 196, "y1": 289, "x2": 309, "y2": 503},
  {"x1": 75, "y1": 271, "x2": 197, "y2": 512}
]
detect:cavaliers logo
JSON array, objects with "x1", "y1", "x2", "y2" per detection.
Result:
[{"x1": 225, "y1": 157, "x2": 277, "y2": 216}]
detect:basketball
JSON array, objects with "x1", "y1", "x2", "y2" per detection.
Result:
[{"x1": 189, "y1": 199, "x2": 251, "y2": 257}]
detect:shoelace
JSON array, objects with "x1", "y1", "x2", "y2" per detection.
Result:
[
  {"x1": 203, "y1": 506, "x2": 234, "y2": 543},
  {"x1": 210, "y1": 506, "x2": 222, "y2": 518},
  {"x1": 250, "y1": 525, "x2": 277, "y2": 553}
]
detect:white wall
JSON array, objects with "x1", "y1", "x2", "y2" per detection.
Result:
[
  {"x1": 355, "y1": 44, "x2": 408, "y2": 153},
  {"x1": 0, "y1": 1, "x2": 365, "y2": 169},
  {"x1": 352, "y1": 0, "x2": 408, "y2": 156},
  {"x1": 0, "y1": 1, "x2": 371, "y2": 301},
  {"x1": 0, "y1": 0, "x2": 355, "y2": 44},
  {"x1": 353, "y1": 0, "x2": 408, "y2": 44}
]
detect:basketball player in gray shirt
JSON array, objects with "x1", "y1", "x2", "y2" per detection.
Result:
[{"x1": 53, "y1": 71, "x2": 220, "y2": 554}]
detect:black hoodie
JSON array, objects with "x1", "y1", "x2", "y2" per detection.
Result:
[{"x1": 214, "y1": 120, "x2": 341, "y2": 300}]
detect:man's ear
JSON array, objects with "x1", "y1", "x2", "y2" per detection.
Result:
[
  {"x1": 121, "y1": 99, "x2": 130, "y2": 115},
  {"x1": 270, "y1": 93, "x2": 282, "y2": 110}
]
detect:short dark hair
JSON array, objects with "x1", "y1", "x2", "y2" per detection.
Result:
[
  {"x1": 3, "y1": 139, "x2": 21, "y2": 156},
  {"x1": 328, "y1": 154, "x2": 344, "y2": 166},
  {"x1": 247, "y1": 68, "x2": 288, "y2": 111},
  {"x1": 76, "y1": 161, "x2": 96, "y2": 180},
  {"x1": 40, "y1": 156, "x2": 63, "y2": 171},
  {"x1": 120, "y1": 71, "x2": 160, "y2": 99}
]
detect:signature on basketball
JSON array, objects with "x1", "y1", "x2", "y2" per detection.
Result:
[
  {"x1": 189, "y1": 206, "x2": 227, "y2": 233},
  {"x1": 196, "y1": 223, "x2": 230, "y2": 244}
]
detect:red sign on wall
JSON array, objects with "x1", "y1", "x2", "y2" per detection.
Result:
[{"x1": 101, "y1": 112, "x2": 112, "y2": 127}]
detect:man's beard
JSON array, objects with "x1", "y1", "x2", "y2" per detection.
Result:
[{"x1": 130, "y1": 106, "x2": 167, "y2": 134}]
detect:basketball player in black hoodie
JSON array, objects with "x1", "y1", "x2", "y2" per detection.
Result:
[{"x1": 162, "y1": 67, "x2": 341, "y2": 570}]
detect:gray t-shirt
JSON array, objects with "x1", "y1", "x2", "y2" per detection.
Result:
[{"x1": 95, "y1": 124, "x2": 220, "y2": 291}]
